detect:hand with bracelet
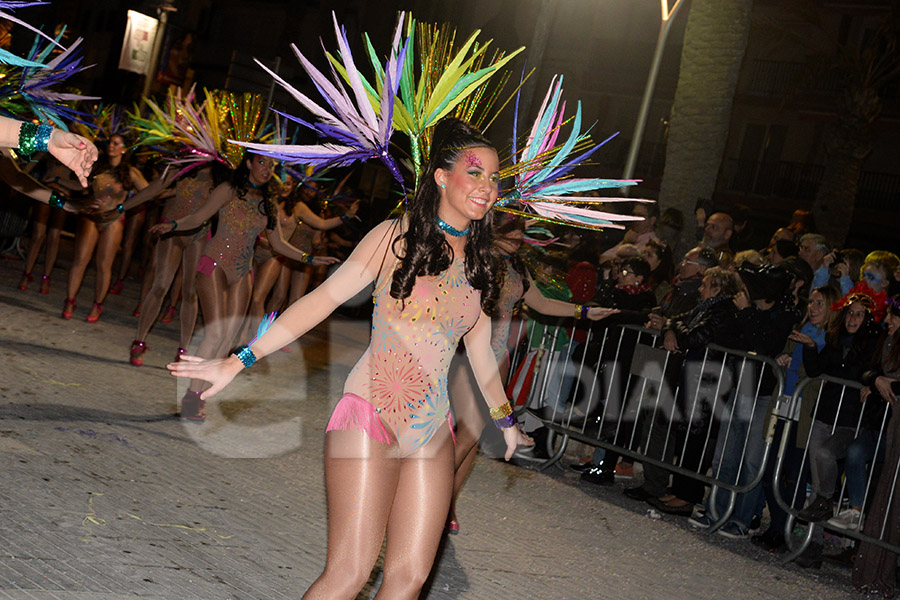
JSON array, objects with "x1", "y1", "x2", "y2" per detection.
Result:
[{"x1": 2, "y1": 118, "x2": 98, "y2": 187}]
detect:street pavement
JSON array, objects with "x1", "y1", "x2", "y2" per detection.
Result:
[{"x1": 0, "y1": 250, "x2": 865, "y2": 599}]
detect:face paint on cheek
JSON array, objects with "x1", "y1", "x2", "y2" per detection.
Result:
[{"x1": 463, "y1": 151, "x2": 482, "y2": 169}]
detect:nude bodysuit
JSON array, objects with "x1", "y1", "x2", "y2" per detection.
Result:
[
  {"x1": 336, "y1": 255, "x2": 483, "y2": 455},
  {"x1": 197, "y1": 194, "x2": 267, "y2": 284}
]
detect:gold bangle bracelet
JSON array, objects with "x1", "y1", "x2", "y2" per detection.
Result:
[{"x1": 488, "y1": 402, "x2": 513, "y2": 419}]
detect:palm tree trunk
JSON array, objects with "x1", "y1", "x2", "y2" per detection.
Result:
[{"x1": 658, "y1": 0, "x2": 753, "y2": 256}]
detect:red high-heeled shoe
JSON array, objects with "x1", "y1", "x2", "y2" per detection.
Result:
[
  {"x1": 160, "y1": 304, "x2": 177, "y2": 323},
  {"x1": 130, "y1": 340, "x2": 147, "y2": 366},
  {"x1": 179, "y1": 390, "x2": 205, "y2": 422},
  {"x1": 18, "y1": 272, "x2": 33, "y2": 291},
  {"x1": 39, "y1": 275, "x2": 50, "y2": 294},
  {"x1": 61, "y1": 297, "x2": 76, "y2": 319},
  {"x1": 108, "y1": 279, "x2": 124, "y2": 295},
  {"x1": 85, "y1": 301, "x2": 103, "y2": 323}
]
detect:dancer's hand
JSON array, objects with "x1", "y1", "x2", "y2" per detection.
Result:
[
  {"x1": 503, "y1": 426, "x2": 534, "y2": 461},
  {"x1": 149, "y1": 221, "x2": 176, "y2": 236},
  {"x1": 311, "y1": 255, "x2": 340, "y2": 266},
  {"x1": 48, "y1": 129, "x2": 98, "y2": 187},
  {"x1": 586, "y1": 307, "x2": 619, "y2": 321},
  {"x1": 166, "y1": 355, "x2": 244, "y2": 399}
]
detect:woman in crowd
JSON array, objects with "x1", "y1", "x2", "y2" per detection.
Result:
[
  {"x1": 794, "y1": 292, "x2": 881, "y2": 567},
  {"x1": 853, "y1": 296, "x2": 900, "y2": 595},
  {"x1": 167, "y1": 118, "x2": 532, "y2": 599},
  {"x1": 62, "y1": 134, "x2": 150, "y2": 322},
  {"x1": 126, "y1": 164, "x2": 221, "y2": 366},
  {"x1": 150, "y1": 151, "x2": 337, "y2": 421},
  {"x1": 750, "y1": 285, "x2": 841, "y2": 552},
  {"x1": 643, "y1": 238, "x2": 674, "y2": 304}
]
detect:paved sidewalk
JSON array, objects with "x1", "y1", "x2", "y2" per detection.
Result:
[{"x1": 0, "y1": 254, "x2": 863, "y2": 599}]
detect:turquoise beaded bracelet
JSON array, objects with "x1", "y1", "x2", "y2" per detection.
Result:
[{"x1": 48, "y1": 192, "x2": 65, "y2": 209}]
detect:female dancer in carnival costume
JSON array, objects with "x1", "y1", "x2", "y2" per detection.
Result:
[
  {"x1": 168, "y1": 116, "x2": 533, "y2": 599},
  {"x1": 447, "y1": 216, "x2": 619, "y2": 531},
  {"x1": 149, "y1": 149, "x2": 338, "y2": 421},
  {"x1": 111, "y1": 89, "x2": 267, "y2": 366},
  {"x1": 246, "y1": 170, "x2": 359, "y2": 338},
  {"x1": 63, "y1": 111, "x2": 151, "y2": 322},
  {"x1": 445, "y1": 74, "x2": 647, "y2": 531}
]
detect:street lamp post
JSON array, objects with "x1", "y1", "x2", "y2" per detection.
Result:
[{"x1": 622, "y1": 0, "x2": 686, "y2": 182}]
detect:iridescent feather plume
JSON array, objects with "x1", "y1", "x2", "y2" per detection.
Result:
[
  {"x1": 497, "y1": 75, "x2": 653, "y2": 231},
  {"x1": 235, "y1": 12, "x2": 409, "y2": 189}
]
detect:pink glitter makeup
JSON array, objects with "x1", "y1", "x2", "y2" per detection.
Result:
[{"x1": 463, "y1": 150, "x2": 482, "y2": 169}]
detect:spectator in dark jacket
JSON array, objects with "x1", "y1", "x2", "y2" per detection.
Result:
[
  {"x1": 797, "y1": 293, "x2": 881, "y2": 525},
  {"x1": 692, "y1": 264, "x2": 800, "y2": 537},
  {"x1": 638, "y1": 268, "x2": 745, "y2": 514}
]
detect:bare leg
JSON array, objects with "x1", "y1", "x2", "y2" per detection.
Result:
[
  {"x1": 376, "y1": 425, "x2": 455, "y2": 600},
  {"x1": 42, "y1": 208, "x2": 66, "y2": 280},
  {"x1": 450, "y1": 361, "x2": 485, "y2": 503},
  {"x1": 242, "y1": 258, "x2": 282, "y2": 342},
  {"x1": 302, "y1": 430, "x2": 401, "y2": 600},
  {"x1": 89, "y1": 220, "x2": 125, "y2": 316},
  {"x1": 65, "y1": 217, "x2": 100, "y2": 301},
  {"x1": 134, "y1": 236, "x2": 182, "y2": 342},
  {"x1": 289, "y1": 266, "x2": 312, "y2": 304},
  {"x1": 266, "y1": 261, "x2": 292, "y2": 314},
  {"x1": 115, "y1": 208, "x2": 146, "y2": 283},
  {"x1": 21, "y1": 203, "x2": 50, "y2": 286},
  {"x1": 219, "y1": 272, "x2": 254, "y2": 355},
  {"x1": 178, "y1": 236, "x2": 206, "y2": 349},
  {"x1": 450, "y1": 356, "x2": 509, "y2": 518}
]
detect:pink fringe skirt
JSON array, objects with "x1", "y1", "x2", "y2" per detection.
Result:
[{"x1": 326, "y1": 393, "x2": 392, "y2": 445}]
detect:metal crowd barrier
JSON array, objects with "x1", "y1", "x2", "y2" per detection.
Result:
[
  {"x1": 771, "y1": 374, "x2": 896, "y2": 563},
  {"x1": 516, "y1": 318, "x2": 784, "y2": 533}
]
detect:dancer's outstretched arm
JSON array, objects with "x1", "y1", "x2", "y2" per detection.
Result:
[
  {"x1": 0, "y1": 150, "x2": 83, "y2": 211},
  {"x1": 463, "y1": 312, "x2": 535, "y2": 460},
  {"x1": 294, "y1": 199, "x2": 359, "y2": 230},
  {"x1": 0, "y1": 117, "x2": 97, "y2": 186},
  {"x1": 267, "y1": 216, "x2": 340, "y2": 266},
  {"x1": 522, "y1": 274, "x2": 618, "y2": 320},
  {"x1": 148, "y1": 181, "x2": 235, "y2": 235},
  {"x1": 168, "y1": 219, "x2": 400, "y2": 397}
]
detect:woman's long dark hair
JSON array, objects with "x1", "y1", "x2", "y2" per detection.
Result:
[
  {"x1": 231, "y1": 151, "x2": 276, "y2": 230},
  {"x1": 390, "y1": 117, "x2": 500, "y2": 314},
  {"x1": 873, "y1": 296, "x2": 900, "y2": 373},
  {"x1": 91, "y1": 135, "x2": 134, "y2": 189},
  {"x1": 826, "y1": 300, "x2": 879, "y2": 348}
]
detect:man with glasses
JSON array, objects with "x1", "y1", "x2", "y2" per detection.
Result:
[{"x1": 647, "y1": 246, "x2": 719, "y2": 328}]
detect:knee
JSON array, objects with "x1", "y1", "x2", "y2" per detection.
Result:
[
  {"x1": 845, "y1": 441, "x2": 869, "y2": 467},
  {"x1": 381, "y1": 565, "x2": 431, "y2": 598}
]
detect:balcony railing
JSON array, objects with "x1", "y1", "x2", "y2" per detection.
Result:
[
  {"x1": 720, "y1": 158, "x2": 899, "y2": 211},
  {"x1": 742, "y1": 59, "x2": 900, "y2": 100}
]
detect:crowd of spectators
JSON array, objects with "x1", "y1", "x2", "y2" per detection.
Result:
[{"x1": 523, "y1": 201, "x2": 900, "y2": 588}]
